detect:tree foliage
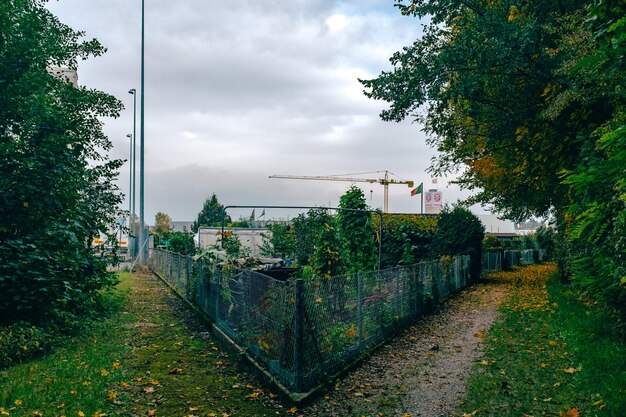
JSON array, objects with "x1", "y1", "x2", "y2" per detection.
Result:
[
  {"x1": 166, "y1": 231, "x2": 196, "y2": 256},
  {"x1": 0, "y1": 0, "x2": 124, "y2": 326},
  {"x1": 379, "y1": 214, "x2": 438, "y2": 267},
  {"x1": 192, "y1": 193, "x2": 229, "y2": 232},
  {"x1": 153, "y1": 211, "x2": 172, "y2": 237},
  {"x1": 362, "y1": 0, "x2": 626, "y2": 322},
  {"x1": 337, "y1": 186, "x2": 378, "y2": 273},
  {"x1": 432, "y1": 206, "x2": 484, "y2": 282}
]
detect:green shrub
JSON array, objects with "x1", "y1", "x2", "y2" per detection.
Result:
[
  {"x1": 433, "y1": 206, "x2": 485, "y2": 282},
  {"x1": 0, "y1": 323, "x2": 52, "y2": 369},
  {"x1": 379, "y1": 214, "x2": 437, "y2": 267}
]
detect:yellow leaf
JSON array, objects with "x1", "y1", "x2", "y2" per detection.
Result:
[
  {"x1": 403, "y1": 414, "x2": 413, "y2": 417},
  {"x1": 188, "y1": 406, "x2": 199, "y2": 411},
  {"x1": 559, "y1": 409, "x2": 580, "y2": 417},
  {"x1": 548, "y1": 340, "x2": 558, "y2": 346},
  {"x1": 147, "y1": 410, "x2": 156, "y2": 417},
  {"x1": 14, "y1": 400, "x2": 22, "y2": 406},
  {"x1": 246, "y1": 392, "x2": 259, "y2": 399},
  {"x1": 119, "y1": 381, "x2": 129, "y2": 387},
  {"x1": 0, "y1": 407, "x2": 10, "y2": 416},
  {"x1": 480, "y1": 360, "x2": 489, "y2": 366},
  {"x1": 269, "y1": 393, "x2": 278, "y2": 398},
  {"x1": 78, "y1": 412, "x2": 86, "y2": 417},
  {"x1": 287, "y1": 407, "x2": 298, "y2": 414},
  {"x1": 107, "y1": 391, "x2": 117, "y2": 400},
  {"x1": 563, "y1": 367, "x2": 581, "y2": 374},
  {"x1": 100, "y1": 369, "x2": 109, "y2": 376},
  {"x1": 112, "y1": 362, "x2": 121, "y2": 370},
  {"x1": 207, "y1": 414, "x2": 217, "y2": 417},
  {"x1": 83, "y1": 381, "x2": 92, "y2": 386},
  {"x1": 71, "y1": 390, "x2": 78, "y2": 395}
]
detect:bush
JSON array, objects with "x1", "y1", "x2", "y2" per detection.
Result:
[
  {"x1": 433, "y1": 206, "x2": 485, "y2": 282},
  {"x1": 379, "y1": 214, "x2": 438, "y2": 267},
  {"x1": 0, "y1": 323, "x2": 52, "y2": 369}
]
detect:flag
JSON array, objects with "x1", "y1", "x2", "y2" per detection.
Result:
[
  {"x1": 259, "y1": 209, "x2": 265, "y2": 218},
  {"x1": 250, "y1": 209, "x2": 255, "y2": 220},
  {"x1": 410, "y1": 183, "x2": 423, "y2": 196}
]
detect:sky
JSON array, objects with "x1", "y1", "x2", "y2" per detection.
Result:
[{"x1": 46, "y1": 0, "x2": 486, "y2": 223}]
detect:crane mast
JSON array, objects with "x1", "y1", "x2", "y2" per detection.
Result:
[{"x1": 269, "y1": 171, "x2": 414, "y2": 213}]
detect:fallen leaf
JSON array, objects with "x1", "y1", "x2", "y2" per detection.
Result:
[
  {"x1": 149, "y1": 379, "x2": 160, "y2": 385},
  {"x1": 14, "y1": 400, "x2": 22, "y2": 406},
  {"x1": 480, "y1": 360, "x2": 489, "y2": 366},
  {"x1": 112, "y1": 362, "x2": 121, "y2": 370},
  {"x1": 549, "y1": 340, "x2": 558, "y2": 346},
  {"x1": 78, "y1": 412, "x2": 85, "y2": 417},
  {"x1": 144, "y1": 387, "x2": 155, "y2": 393},
  {"x1": 107, "y1": 391, "x2": 117, "y2": 400},
  {"x1": 562, "y1": 367, "x2": 581, "y2": 374},
  {"x1": 147, "y1": 410, "x2": 157, "y2": 417},
  {"x1": 559, "y1": 409, "x2": 579, "y2": 417},
  {"x1": 100, "y1": 369, "x2": 109, "y2": 376},
  {"x1": 188, "y1": 407, "x2": 199, "y2": 411},
  {"x1": 269, "y1": 393, "x2": 278, "y2": 399},
  {"x1": 246, "y1": 392, "x2": 259, "y2": 400},
  {"x1": 287, "y1": 407, "x2": 298, "y2": 414},
  {"x1": 0, "y1": 408, "x2": 9, "y2": 416}
]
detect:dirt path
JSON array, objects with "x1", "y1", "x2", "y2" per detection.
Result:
[{"x1": 302, "y1": 278, "x2": 509, "y2": 417}]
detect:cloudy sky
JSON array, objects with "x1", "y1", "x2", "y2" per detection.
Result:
[{"x1": 47, "y1": 0, "x2": 483, "y2": 223}]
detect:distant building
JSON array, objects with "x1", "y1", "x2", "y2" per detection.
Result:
[
  {"x1": 171, "y1": 221, "x2": 193, "y2": 233},
  {"x1": 47, "y1": 66, "x2": 78, "y2": 87},
  {"x1": 196, "y1": 227, "x2": 269, "y2": 257},
  {"x1": 424, "y1": 189, "x2": 443, "y2": 214}
]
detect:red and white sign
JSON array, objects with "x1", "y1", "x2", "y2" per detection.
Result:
[{"x1": 425, "y1": 191, "x2": 442, "y2": 208}]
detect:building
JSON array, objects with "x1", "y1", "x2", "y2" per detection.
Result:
[{"x1": 195, "y1": 227, "x2": 269, "y2": 257}]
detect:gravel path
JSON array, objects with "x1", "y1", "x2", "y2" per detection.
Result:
[{"x1": 302, "y1": 278, "x2": 509, "y2": 417}]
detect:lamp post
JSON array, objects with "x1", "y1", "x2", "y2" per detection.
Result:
[
  {"x1": 128, "y1": 88, "x2": 137, "y2": 258},
  {"x1": 126, "y1": 133, "x2": 133, "y2": 258},
  {"x1": 138, "y1": 0, "x2": 146, "y2": 263}
]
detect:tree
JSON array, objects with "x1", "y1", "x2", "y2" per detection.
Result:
[
  {"x1": 0, "y1": 0, "x2": 124, "y2": 326},
  {"x1": 337, "y1": 186, "x2": 377, "y2": 273},
  {"x1": 362, "y1": 1, "x2": 592, "y2": 220},
  {"x1": 166, "y1": 231, "x2": 196, "y2": 256},
  {"x1": 361, "y1": 0, "x2": 625, "y2": 321},
  {"x1": 192, "y1": 193, "x2": 230, "y2": 232},
  {"x1": 153, "y1": 212, "x2": 172, "y2": 237},
  {"x1": 432, "y1": 206, "x2": 484, "y2": 282}
]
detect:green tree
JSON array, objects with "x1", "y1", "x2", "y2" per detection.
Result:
[
  {"x1": 192, "y1": 193, "x2": 230, "y2": 232},
  {"x1": 166, "y1": 231, "x2": 196, "y2": 256},
  {"x1": 432, "y1": 206, "x2": 484, "y2": 282},
  {"x1": 293, "y1": 209, "x2": 332, "y2": 266},
  {"x1": 314, "y1": 220, "x2": 345, "y2": 279},
  {"x1": 153, "y1": 211, "x2": 172, "y2": 238},
  {"x1": 0, "y1": 0, "x2": 124, "y2": 326},
  {"x1": 259, "y1": 222, "x2": 295, "y2": 259},
  {"x1": 361, "y1": 0, "x2": 588, "y2": 221},
  {"x1": 337, "y1": 186, "x2": 377, "y2": 273}
]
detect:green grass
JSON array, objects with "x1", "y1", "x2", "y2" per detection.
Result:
[
  {"x1": 0, "y1": 272, "x2": 134, "y2": 417},
  {"x1": 0, "y1": 271, "x2": 286, "y2": 417},
  {"x1": 461, "y1": 265, "x2": 626, "y2": 417}
]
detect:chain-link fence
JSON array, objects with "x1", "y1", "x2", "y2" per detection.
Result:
[{"x1": 149, "y1": 249, "x2": 470, "y2": 394}]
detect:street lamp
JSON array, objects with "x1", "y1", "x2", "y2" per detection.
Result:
[
  {"x1": 128, "y1": 88, "x2": 137, "y2": 258},
  {"x1": 126, "y1": 133, "x2": 133, "y2": 259},
  {"x1": 139, "y1": 0, "x2": 146, "y2": 263}
]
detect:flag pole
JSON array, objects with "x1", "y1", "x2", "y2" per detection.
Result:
[{"x1": 421, "y1": 182, "x2": 424, "y2": 214}]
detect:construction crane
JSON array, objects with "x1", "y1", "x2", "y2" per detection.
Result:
[{"x1": 269, "y1": 170, "x2": 414, "y2": 213}]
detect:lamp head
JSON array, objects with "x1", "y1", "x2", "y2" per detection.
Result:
[
  {"x1": 126, "y1": 134, "x2": 132, "y2": 139},
  {"x1": 128, "y1": 88, "x2": 136, "y2": 94}
]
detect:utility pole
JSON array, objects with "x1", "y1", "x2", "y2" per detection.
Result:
[{"x1": 139, "y1": 0, "x2": 146, "y2": 263}]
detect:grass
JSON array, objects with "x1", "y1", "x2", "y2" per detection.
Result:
[
  {"x1": 461, "y1": 264, "x2": 626, "y2": 417},
  {"x1": 0, "y1": 272, "x2": 134, "y2": 417},
  {"x1": 0, "y1": 271, "x2": 285, "y2": 417}
]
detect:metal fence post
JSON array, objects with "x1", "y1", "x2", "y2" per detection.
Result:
[
  {"x1": 215, "y1": 268, "x2": 221, "y2": 322},
  {"x1": 294, "y1": 278, "x2": 304, "y2": 392},
  {"x1": 357, "y1": 271, "x2": 363, "y2": 346}
]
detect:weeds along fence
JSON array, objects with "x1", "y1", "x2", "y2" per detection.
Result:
[{"x1": 148, "y1": 249, "x2": 470, "y2": 395}]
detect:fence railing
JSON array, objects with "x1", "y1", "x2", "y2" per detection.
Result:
[{"x1": 148, "y1": 249, "x2": 470, "y2": 394}]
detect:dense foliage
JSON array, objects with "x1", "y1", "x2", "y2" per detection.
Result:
[
  {"x1": 432, "y1": 206, "x2": 484, "y2": 282},
  {"x1": 379, "y1": 213, "x2": 438, "y2": 267},
  {"x1": 362, "y1": 0, "x2": 626, "y2": 322},
  {"x1": 192, "y1": 193, "x2": 230, "y2": 232},
  {"x1": 166, "y1": 231, "x2": 196, "y2": 256},
  {"x1": 337, "y1": 186, "x2": 378, "y2": 273},
  {"x1": 0, "y1": 0, "x2": 124, "y2": 326}
]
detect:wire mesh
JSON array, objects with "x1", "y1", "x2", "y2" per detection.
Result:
[
  {"x1": 149, "y1": 249, "x2": 470, "y2": 393},
  {"x1": 482, "y1": 250, "x2": 502, "y2": 272}
]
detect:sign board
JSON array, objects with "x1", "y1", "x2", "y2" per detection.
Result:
[{"x1": 425, "y1": 191, "x2": 442, "y2": 208}]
